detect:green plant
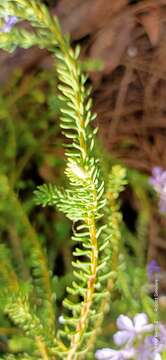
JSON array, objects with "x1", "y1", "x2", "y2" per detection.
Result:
[{"x1": 0, "y1": 1, "x2": 155, "y2": 359}]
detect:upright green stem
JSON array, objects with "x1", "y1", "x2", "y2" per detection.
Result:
[
  {"x1": 0, "y1": 2, "x2": 102, "y2": 357},
  {"x1": 67, "y1": 215, "x2": 98, "y2": 359}
]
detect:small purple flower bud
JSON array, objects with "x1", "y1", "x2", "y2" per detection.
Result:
[
  {"x1": 147, "y1": 260, "x2": 160, "y2": 280},
  {"x1": 149, "y1": 167, "x2": 166, "y2": 213},
  {"x1": 0, "y1": 15, "x2": 17, "y2": 33}
]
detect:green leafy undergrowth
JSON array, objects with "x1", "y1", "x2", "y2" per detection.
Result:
[{"x1": 0, "y1": 1, "x2": 156, "y2": 359}]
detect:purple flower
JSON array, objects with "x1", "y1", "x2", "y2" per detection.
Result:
[
  {"x1": 137, "y1": 336, "x2": 162, "y2": 360},
  {"x1": 0, "y1": 15, "x2": 17, "y2": 33},
  {"x1": 149, "y1": 167, "x2": 166, "y2": 191},
  {"x1": 147, "y1": 260, "x2": 160, "y2": 280},
  {"x1": 149, "y1": 166, "x2": 166, "y2": 213},
  {"x1": 95, "y1": 315, "x2": 165, "y2": 360},
  {"x1": 158, "y1": 324, "x2": 166, "y2": 352},
  {"x1": 95, "y1": 347, "x2": 135, "y2": 360},
  {"x1": 113, "y1": 313, "x2": 154, "y2": 346}
]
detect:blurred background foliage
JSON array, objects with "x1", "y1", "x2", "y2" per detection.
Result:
[{"x1": 0, "y1": 64, "x2": 165, "y2": 354}]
